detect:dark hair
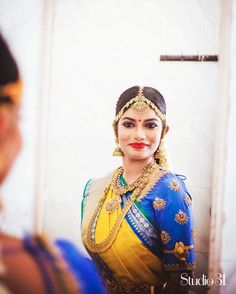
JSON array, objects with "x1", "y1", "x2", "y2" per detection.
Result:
[
  {"x1": 115, "y1": 85, "x2": 166, "y2": 117},
  {"x1": 0, "y1": 32, "x2": 19, "y2": 85},
  {"x1": 0, "y1": 32, "x2": 19, "y2": 105}
]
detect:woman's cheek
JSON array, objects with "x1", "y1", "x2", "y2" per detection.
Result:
[
  {"x1": 119, "y1": 128, "x2": 130, "y2": 142},
  {"x1": 150, "y1": 131, "x2": 161, "y2": 147}
]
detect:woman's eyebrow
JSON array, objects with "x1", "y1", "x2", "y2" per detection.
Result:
[
  {"x1": 121, "y1": 117, "x2": 135, "y2": 121},
  {"x1": 121, "y1": 117, "x2": 159, "y2": 122},
  {"x1": 144, "y1": 118, "x2": 159, "y2": 122}
]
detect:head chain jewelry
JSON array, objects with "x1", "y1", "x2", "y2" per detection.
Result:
[{"x1": 112, "y1": 86, "x2": 166, "y2": 131}]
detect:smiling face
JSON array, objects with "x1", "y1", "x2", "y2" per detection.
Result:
[{"x1": 117, "y1": 106, "x2": 164, "y2": 161}]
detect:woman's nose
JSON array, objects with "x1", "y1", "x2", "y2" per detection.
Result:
[{"x1": 134, "y1": 126, "x2": 145, "y2": 141}]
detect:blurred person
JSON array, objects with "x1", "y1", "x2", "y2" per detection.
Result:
[
  {"x1": 81, "y1": 86, "x2": 195, "y2": 293},
  {"x1": 0, "y1": 32, "x2": 104, "y2": 294}
]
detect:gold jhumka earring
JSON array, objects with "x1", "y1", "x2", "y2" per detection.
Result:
[
  {"x1": 112, "y1": 136, "x2": 123, "y2": 156},
  {"x1": 154, "y1": 138, "x2": 168, "y2": 168},
  {"x1": 112, "y1": 145, "x2": 123, "y2": 156}
]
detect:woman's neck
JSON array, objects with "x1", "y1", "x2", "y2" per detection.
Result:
[{"x1": 122, "y1": 157, "x2": 153, "y2": 184}]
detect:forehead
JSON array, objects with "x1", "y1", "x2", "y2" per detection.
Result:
[{"x1": 121, "y1": 106, "x2": 161, "y2": 122}]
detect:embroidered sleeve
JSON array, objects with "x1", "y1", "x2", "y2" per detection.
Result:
[{"x1": 153, "y1": 174, "x2": 195, "y2": 271}]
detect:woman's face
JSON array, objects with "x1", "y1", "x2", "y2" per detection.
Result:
[
  {"x1": 0, "y1": 105, "x2": 22, "y2": 183},
  {"x1": 117, "y1": 106, "x2": 164, "y2": 161}
]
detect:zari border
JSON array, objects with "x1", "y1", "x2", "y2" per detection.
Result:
[{"x1": 163, "y1": 262, "x2": 196, "y2": 271}]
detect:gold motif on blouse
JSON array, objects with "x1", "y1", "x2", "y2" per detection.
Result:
[
  {"x1": 153, "y1": 197, "x2": 166, "y2": 211},
  {"x1": 184, "y1": 194, "x2": 192, "y2": 206},
  {"x1": 175, "y1": 210, "x2": 189, "y2": 224},
  {"x1": 160, "y1": 230, "x2": 171, "y2": 245},
  {"x1": 168, "y1": 180, "x2": 180, "y2": 192}
]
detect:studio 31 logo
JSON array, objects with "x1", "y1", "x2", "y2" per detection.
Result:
[{"x1": 180, "y1": 273, "x2": 226, "y2": 286}]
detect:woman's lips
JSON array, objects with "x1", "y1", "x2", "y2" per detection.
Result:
[{"x1": 129, "y1": 143, "x2": 150, "y2": 150}]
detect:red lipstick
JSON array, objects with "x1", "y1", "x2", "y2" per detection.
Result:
[{"x1": 129, "y1": 143, "x2": 150, "y2": 150}]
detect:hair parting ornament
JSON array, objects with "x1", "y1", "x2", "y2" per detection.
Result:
[{"x1": 113, "y1": 86, "x2": 166, "y2": 128}]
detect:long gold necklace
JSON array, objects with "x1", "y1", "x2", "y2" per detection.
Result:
[{"x1": 84, "y1": 160, "x2": 158, "y2": 253}]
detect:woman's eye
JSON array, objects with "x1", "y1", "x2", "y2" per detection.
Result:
[
  {"x1": 146, "y1": 123, "x2": 158, "y2": 129},
  {"x1": 122, "y1": 122, "x2": 134, "y2": 128}
]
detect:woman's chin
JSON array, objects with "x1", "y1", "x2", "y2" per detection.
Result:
[{"x1": 123, "y1": 150, "x2": 154, "y2": 161}]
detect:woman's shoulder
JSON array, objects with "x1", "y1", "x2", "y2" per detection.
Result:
[
  {"x1": 158, "y1": 169, "x2": 187, "y2": 187},
  {"x1": 143, "y1": 169, "x2": 193, "y2": 211},
  {"x1": 83, "y1": 170, "x2": 115, "y2": 199},
  {"x1": 147, "y1": 167, "x2": 189, "y2": 199}
]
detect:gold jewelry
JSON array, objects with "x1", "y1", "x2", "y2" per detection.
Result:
[
  {"x1": 84, "y1": 161, "x2": 159, "y2": 253},
  {"x1": 112, "y1": 136, "x2": 123, "y2": 156},
  {"x1": 105, "y1": 196, "x2": 122, "y2": 213},
  {"x1": 154, "y1": 139, "x2": 168, "y2": 168},
  {"x1": 131, "y1": 87, "x2": 149, "y2": 113},
  {"x1": 164, "y1": 241, "x2": 194, "y2": 262},
  {"x1": 113, "y1": 86, "x2": 166, "y2": 129},
  {"x1": 0, "y1": 79, "x2": 22, "y2": 106},
  {"x1": 112, "y1": 145, "x2": 123, "y2": 156},
  {"x1": 105, "y1": 160, "x2": 157, "y2": 213}
]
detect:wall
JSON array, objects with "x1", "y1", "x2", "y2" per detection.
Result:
[{"x1": 218, "y1": 0, "x2": 236, "y2": 293}]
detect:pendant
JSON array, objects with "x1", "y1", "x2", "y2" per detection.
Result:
[{"x1": 105, "y1": 196, "x2": 121, "y2": 213}]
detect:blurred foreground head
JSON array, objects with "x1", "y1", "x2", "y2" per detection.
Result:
[
  {"x1": 0, "y1": 32, "x2": 22, "y2": 184},
  {"x1": 0, "y1": 32, "x2": 105, "y2": 294}
]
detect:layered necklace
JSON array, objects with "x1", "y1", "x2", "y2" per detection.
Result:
[
  {"x1": 84, "y1": 160, "x2": 158, "y2": 253},
  {"x1": 105, "y1": 161, "x2": 156, "y2": 213}
]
